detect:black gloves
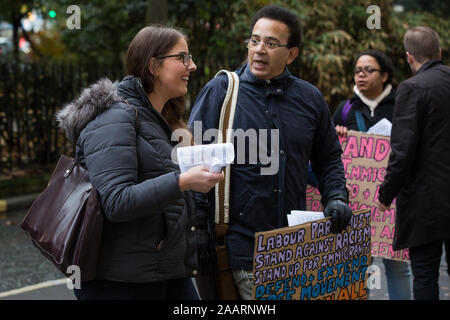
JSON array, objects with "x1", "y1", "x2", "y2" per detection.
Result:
[{"x1": 323, "y1": 193, "x2": 352, "y2": 234}]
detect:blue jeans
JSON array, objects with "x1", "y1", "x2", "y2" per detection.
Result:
[
  {"x1": 382, "y1": 258, "x2": 412, "y2": 300},
  {"x1": 232, "y1": 269, "x2": 254, "y2": 300}
]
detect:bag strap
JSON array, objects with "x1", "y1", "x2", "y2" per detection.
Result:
[
  {"x1": 354, "y1": 110, "x2": 367, "y2": 132},
  {"x1": 341, "y1": 99, "x2": 367, "y2": 131},
  {"x1": 214, "y1": 70, "x2": 239, "y2": 237},
  {"x1": 341, "y1": 100, "x2": 353, "y2": 126}
]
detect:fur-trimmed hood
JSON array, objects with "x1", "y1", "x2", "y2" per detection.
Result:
[{"x1": 56, "y1": 78, "x2": 122, "y2": 143}]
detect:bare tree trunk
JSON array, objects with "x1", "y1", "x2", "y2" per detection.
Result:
[
  {"x1": 9, "y1": 2, "x2": 28, "y2": 62},
  {"x1": 146, "y1": 0, "x2": 168, "y2": 24}
]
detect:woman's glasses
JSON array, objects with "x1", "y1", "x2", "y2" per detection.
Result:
[
  {"x1": 156, "y1": 53, "x2": 192, "y2": 66},
  {"x1": 354, "y1": 66, "x2": 382, "y2": 75}
]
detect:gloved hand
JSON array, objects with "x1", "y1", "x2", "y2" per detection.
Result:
[{"x1": 323, "y1": 193, "x2": 352, "y2": 234}]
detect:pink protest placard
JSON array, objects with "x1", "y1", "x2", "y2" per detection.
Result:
[{"x1": 306, "y1": 130, "x2": 409, "y2": 261}]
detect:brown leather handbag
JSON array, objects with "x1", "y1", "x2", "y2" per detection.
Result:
[{"x1": 21, "y1": 154, "x2": 104, "y2": 282}]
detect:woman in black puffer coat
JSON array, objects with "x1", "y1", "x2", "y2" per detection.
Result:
[{"x1": 57, "y1": 25, "x2": 223, "y2": 300}]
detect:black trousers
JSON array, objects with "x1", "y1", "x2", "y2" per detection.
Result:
[
  {"x1": 409, "y1": 238, "x2": 450, "y2": 300},
  {"x1": 74, "y1": 277, "x2": 199, "y2": 300}
]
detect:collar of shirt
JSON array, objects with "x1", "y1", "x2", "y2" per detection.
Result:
[
  {"x1": 239, "y1": 63, "x2": 291, "y2": 96},
  {"x1": 415, "y1": 59, "x2": 443, "y2": 74},
  {"x1": 353, "y1": 83, "x2": 393, "y2": 117}
]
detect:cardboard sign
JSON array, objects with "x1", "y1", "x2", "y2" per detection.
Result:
[
  {"x1": 306, "y1": 130, "x2": 409, "y2": 261},
  {"x1": 252, "y1": 209, "x2": 371, "y2": 300}
]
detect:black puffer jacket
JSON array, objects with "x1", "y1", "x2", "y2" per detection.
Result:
[{"x1": 57, "y1": 76, "x2": 208, "y2": 282}]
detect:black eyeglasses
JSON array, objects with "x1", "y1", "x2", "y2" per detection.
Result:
[
  {"x1": 354, "y1": 66, "x2": 382, "y2": 75},
  {"x1": 245, "y1": 38, "x2": 289, "y2": 50},
  {"x1": 156, "y1": 53, "x2": 192, "y2": 66}
]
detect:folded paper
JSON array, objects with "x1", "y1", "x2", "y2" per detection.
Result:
[{"x1": 177, "y1": 143, "x2": 235, "y2": 173}]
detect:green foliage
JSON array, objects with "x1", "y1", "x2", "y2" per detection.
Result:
[
  {"x1": 1, "y1": 0, "x2": 449, "y2": 185},
  {"x1": 168, "y1": 0, "x2": 265, "y2": 99},
  {"x1": 58, "y1": 0, "x2": 148, "y2": 65},
  {"x1": 2, "y1": 0, "x2": 449, "y2": 112},
  {"x1": 169, "y1": 0, "x2": 449, "y2": 111},
  {"x1": 397, "y1": 0, "x2": 450, "y2": 17}
]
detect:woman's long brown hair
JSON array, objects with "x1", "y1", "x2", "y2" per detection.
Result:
[{"x1": 125, "y1": 25, "x2": 187, "y2": 132}]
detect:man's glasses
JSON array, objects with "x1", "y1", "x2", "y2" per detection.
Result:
[
  {"x1": 354, "y1": 66, "x2": 382, "y2": 75},
  {"x1": 245, "y1": 38, "x2": 289, "y2": 50},
  {"x1": 156, "y1": 53, "x2": 192, "y2": 66}
]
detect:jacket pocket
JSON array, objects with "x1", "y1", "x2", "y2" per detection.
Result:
[
  {"x1": 230, "y1": 186, "x2": 254, "y2": 221},
  {"x1": 159, "y1": 198, "x2": 187, "y2": 251},
  {"x1": 136, "y1": 211, "x2": 167, "y2": 252}
]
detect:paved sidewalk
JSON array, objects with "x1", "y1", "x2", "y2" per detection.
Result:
[
  {"x1": 0, "y1": 279, "x2": 76, "y2": 300},
  {"x1": 0, "y1": 208, "x2": 64, "y2": 294}
]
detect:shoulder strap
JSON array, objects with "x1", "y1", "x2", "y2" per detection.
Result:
[
  {"x1": 354, "y1": 110, "x2": 367, "y2": 132},
  {"x1": 341, "y1": 100, "x2": 353, "y2": 126},
  {"x1": 214, "y1": 70, "x2": 239, "y2": 233}
]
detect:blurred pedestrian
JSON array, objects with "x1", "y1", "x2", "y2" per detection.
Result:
[
  {"x1": 333, "y1": 49, "x2": 412, "y2": 300},
  {"x1": 56, "y1": 25, "x2": 223, "y2": 300},
  {"x1": 378, "y1": 26, "x2": 450, "y2": 300}
]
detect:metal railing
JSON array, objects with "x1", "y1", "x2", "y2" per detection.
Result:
[{"x1": 0, "y1": 60, "x2": 124, "y2": 173}]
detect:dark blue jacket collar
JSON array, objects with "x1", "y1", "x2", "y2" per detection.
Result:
[
  {"x1": 237, "y1": 63, "x2": 292, "y2": 97},
  {"x1": 237, "y1": 63, "x2": 292, "y2": 86}
]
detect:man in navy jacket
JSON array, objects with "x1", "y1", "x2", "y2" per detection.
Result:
[{"x1": 188, "y1": 5, "x2": 351, "y2": 299}]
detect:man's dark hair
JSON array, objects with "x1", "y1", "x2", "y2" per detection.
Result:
[
  {"x1": 356, "y1": 50, "x2": 394, "y2": 87},
  {"x1": 250, "y1": 5, "x2": 302, "y2": 48},
  {"x1": 404, "y1": 26, "x2": 441, "y2": 63}
]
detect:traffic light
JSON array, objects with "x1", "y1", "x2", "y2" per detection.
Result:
[{"x1": 49, "y1": 10, "x2": 56, "y2": 18}]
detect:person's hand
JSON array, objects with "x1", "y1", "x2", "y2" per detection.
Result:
[
  {"x1": 377, "y1": 201, "x2": 391, "y2": 212},
  {"x1": 179, "y1": 165, "x2": 224, "y2": 193},
  {"x1": 323, "y1": 194, "x2": 352, "y2": 234},
  {"x1": 335, "y1": 125, "x2": 348, "y2": 137}
]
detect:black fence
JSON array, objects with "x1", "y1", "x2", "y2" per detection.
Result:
[{"x1": 0, "y1": 60, "x2": 124, "y2": 174}]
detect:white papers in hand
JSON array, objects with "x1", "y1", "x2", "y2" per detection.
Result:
[
  {"x1": 367, "y1": 118, "x2": 392, "y2": 136},
  {"x1": 176, "y1": 143, "x2": 235, "y2": 173},
  {"x1": 287, "y1": 210, "x2": 325, "y2": 226}
]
